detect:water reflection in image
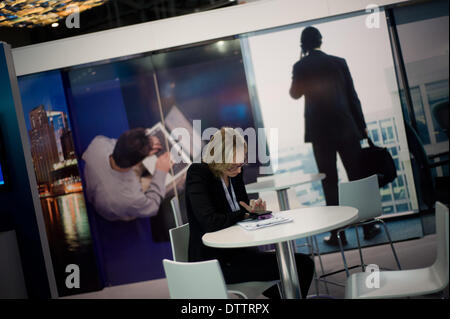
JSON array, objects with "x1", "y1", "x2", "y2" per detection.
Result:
[
  {"x1": 41, "y1": 192, "x2": 101, "y2": 296},
  {"x1": 43, "y1": 192, "x2": 91, "y2": 252}
]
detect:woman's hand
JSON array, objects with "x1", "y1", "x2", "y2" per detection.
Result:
[{"x1": 239, "y1": 199, "x2": 267, "y2": 213}]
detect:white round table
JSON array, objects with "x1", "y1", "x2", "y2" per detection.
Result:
[
  {"x1": 245, "y1": 173, "x2": 325, "y2": 211},
  {"x1": 202, "y1": 206, "x2": 359, "y2": 299}
]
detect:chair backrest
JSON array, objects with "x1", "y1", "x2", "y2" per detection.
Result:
[
  {"x1": 431, "y1": 202, "x2": 449, "y2": 289},
  {"x1": 169, "y1": 223, "x2": 190, "y2": 262},
  {"x1": 163, "y1": 259, "x2": 229, "y2": 299},
  {"x1": 339, "y1": 174, "x2": 382, "y2": 221},
  {"x1": 170, "y1": 196, "x2": 184, "y2": 228}
]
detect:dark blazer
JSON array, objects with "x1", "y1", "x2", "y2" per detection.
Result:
[
  {"x1": 184, "y1": 163, "x2": 254, "y2": 263},
  {"x1": 289, "y1": 50, "x2": 367, "y2": 143}
]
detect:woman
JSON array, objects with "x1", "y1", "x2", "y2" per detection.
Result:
[{"x1": 185, "y1": 127, "x2": 314, "y2": 299}]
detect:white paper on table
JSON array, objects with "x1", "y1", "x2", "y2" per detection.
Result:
[{"x1": 237, "y1": 216, "x2": 293, "y2": 231}]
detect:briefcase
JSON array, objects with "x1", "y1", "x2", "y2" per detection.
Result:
[{"x1": 360, "y1": 138, "x2": 397, "y2": 188}]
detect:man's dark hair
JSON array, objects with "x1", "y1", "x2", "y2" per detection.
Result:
[
  {"x1": 112, "y1": 128, "x2": 152, "y2": 168},
  {"x1": 301, "y1": 26, "x2": 322, "y2": 53}
]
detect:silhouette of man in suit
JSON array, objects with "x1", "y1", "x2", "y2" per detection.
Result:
[{"x1": 289, "y1": 26, "x2": 380, "y2": 245}]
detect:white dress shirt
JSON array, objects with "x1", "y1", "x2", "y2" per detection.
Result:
[{"x1": 82, "y1": 136, "x2": 167, "y2": 221}]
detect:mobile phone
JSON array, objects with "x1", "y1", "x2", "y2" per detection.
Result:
[{"x1": 248, "y1": 211, "x2": 273, "y2": 219}]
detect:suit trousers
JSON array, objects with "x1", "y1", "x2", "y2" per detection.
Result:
[
  {"x1": 219, "y1": 249, "x2": 315, "y2": 299},
  {"x1": 312, "y1": 138, "x2": 367, "y2": 237}
]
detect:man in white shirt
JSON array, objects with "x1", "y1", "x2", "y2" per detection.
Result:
[{"x1": 82, "y1": 128, "x2": 172, "y2": 221}]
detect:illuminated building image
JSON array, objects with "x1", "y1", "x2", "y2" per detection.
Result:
[
  {"x1": 48, "y1": 110, "x2": 76, "y2": 161},
  {"x1": 366, "y1": 115, "x2": 415, "y2": 214},
  {"x1": 18, "y1": 71, "x2": 100, "y2": 296},
  {"x1": 28, "y1": 104, "x2": 81, "y2": 197},
  {"x1": 266, "y1": 109, "x2": 417, "y2": 216},
  {"x1": 397, "y1": 56, "x2": 449, "y2": 178},
  {"x1": 50, "y1": 159, "x2": 83, "y2": 196},
  {"x1": 61, "y1": 129, "x2": 76, "y2": 160},
  {"x1": 29, "y1": 105, "x2": 59, "y2": 184},
  {"x1": 274, "y1": 145, "x2": 326, "y2": 207}
]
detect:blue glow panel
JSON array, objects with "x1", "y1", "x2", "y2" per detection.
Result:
[{"x1": 0, "y1": 163, "x2": 4, "y2": 185}]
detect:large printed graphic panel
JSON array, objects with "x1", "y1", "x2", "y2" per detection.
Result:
[
  {"x1": 243, "y1": 11, "x2": 419, "y2": 215},
  {"x1": 18, "y1": 70, "x2": 102, "y2": 297},
  {"x1": 17, "y1": 37, "x2": 257, "y2": 291}
]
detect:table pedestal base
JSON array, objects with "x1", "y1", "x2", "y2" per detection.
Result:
[{"x1": 275, "y1": 240, "x2": 302, "y2": 299}]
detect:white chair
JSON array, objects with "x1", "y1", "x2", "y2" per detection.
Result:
[
  {"x1": 169, "y1": 223, "x2": 189, "y2": 262},
  {"x1": 345, "y1": 202, "x2": 449, "y2": 299},
  {"x1": 163, "y1": 259, "x2": 229, "y2": 299},
  {"x1": 168, "y1": 223, "x2": 278, "y2": 299},
  {"x1": 336, "y1": 175, "x2": 402, "y2": 277},
  {"x1": 170, "y1": 197, "x2": 184, "y2": 228}
]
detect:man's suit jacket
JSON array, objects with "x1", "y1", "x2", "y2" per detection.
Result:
[
  {"x1": 290, "y1": 50, "x2": 367, "y2": 143},
  {"x1": 184, "y1": 163, "x2": 255, "y2": 263}
]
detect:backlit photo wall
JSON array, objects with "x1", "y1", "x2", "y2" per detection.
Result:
[
  {"x1": 16, "y1": 8, "x2": 422, "y2": 297},
  {"x1": 17, "y1": 38, "x2": 258, "y2": 295},
  {"x1": 242, "y1": 10, "x2": 419, "y2": 216}
]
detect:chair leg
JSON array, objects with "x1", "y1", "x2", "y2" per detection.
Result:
[
  {"x1": 354, "y1": 226, "x2": 366, "y2": 272},
  {"x1": 305, "y1": 237, "x2": 320, "y2": 296},
  {"x1": 313, "y1": 235, "x2": 329, "y2": 295},
  {"x1": 277, "y1": 282, "x2": 283, "y2": 299},
  {"x1": 337, "y1": 232, "x2": 350, "y2": 277},
  {"x1": 377, "y1": 219, "x2": 402, "y2": 270}
]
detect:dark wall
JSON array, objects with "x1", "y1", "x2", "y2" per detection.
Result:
[
  {"x1": 0, "y1": 42, "x2": 51, "y2": 298},
  {"x1": 0, "y1": 1, "x2": 238, "y2": 49},
  {"x1": 0, "y1": 27, "x2": 32, "y2": 49}
]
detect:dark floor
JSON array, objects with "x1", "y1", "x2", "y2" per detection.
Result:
[
  {"x1": 64, "y1": 210, "x2": 447, "y2": 299},
  {"x1": 295, "y1": 215, "x2": 425, "y2": 255}
]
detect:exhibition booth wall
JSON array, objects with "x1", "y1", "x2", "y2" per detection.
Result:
[{"x1": 17, "y1": 38, "x2": 259, "y2": 296}]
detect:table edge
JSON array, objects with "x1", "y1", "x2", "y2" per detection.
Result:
[{"x1": 202, "y1": 207, "x2": 359, "y2": 248}]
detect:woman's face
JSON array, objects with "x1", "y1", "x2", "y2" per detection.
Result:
[
  {"x1": 223, "y1": 150, "x2": 246, "y2": 178},
  {"x1": 223, "y1": 164, "x2": 244, "y2": 178}
]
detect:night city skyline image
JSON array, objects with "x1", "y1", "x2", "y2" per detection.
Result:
[{"x1": 18, "y1": 70, "x2": 99, "y2": 297}]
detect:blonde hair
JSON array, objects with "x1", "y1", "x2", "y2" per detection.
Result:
[{"x1": 202, "y1": 127, "x2": 247, "y2": 178}]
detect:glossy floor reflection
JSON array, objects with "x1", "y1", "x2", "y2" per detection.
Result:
[{"x1": 62, "y1": 233, "x2": 447, "y2": 299}]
